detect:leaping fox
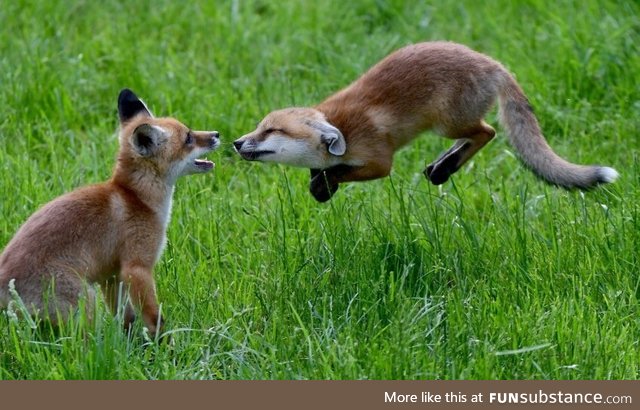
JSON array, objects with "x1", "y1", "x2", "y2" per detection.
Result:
[{"x1": 234, "y1": 41, "x2": 618, "y2": 202}]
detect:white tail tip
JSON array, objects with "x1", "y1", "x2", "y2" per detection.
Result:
[{"x1": 598, "y1": 167, "x2": 619, "y2": 183}]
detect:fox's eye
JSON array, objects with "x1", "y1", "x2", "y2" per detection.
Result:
[
  {"x1": 185, "y1": 132, "x2": 194, "y2": 145},
  {"x1": 264, "y1": 128, "x2": 282, "y2": 135}
]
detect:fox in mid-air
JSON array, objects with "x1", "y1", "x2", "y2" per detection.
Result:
[
  {"x1": 0, "y1": 89, "x2": 219, "y2": 335},
  {"x1": 233, "y1": 41, "x2": 618, "y2": 202}
]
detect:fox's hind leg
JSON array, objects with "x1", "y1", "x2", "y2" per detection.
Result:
[
  {"x1": 44, "y1": 274, "x2": 96, "y2": 327},
  {"x1": 425, "y1": 121, "x2": 495, "y2": 185},
  {"x1": 3, "y1": 272, "x2": 95, "y2": 327}
]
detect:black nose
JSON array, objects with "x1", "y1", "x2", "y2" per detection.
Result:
[
  {"x1": 233, "y1": 140, "x2": 244, "y2": 151},
  {"x1": 211, "y1": 131, "x2": 220, "y2": 139}
]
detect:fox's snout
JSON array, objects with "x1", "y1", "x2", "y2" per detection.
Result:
[
  {"x1": 233, "y1": 134, "x2": 268, "y2": 162},
  {"x1": 201, "y1": 131, "x2": 221, "y2": 150}
]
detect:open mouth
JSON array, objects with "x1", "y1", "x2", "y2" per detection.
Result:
[
  {"x1": 240, "y1": 150, "x2": 275, "y2": 161},
  {"x1": 194, "y1": 158, "x2": 214, "y2": 171}
]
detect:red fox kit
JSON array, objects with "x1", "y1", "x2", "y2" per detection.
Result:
[
  {"x1": 234, "y1": 41, "x2": 618, "y2": 202},
  {"x1": 0, "y1": 89, "x2": 219, "y2": 335}
]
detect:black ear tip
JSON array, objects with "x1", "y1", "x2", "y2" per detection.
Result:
[
  {"x1": 117, "y1": 88, "x2": 152, "y2": 123},
  {"x1": 118, "y1": 88, "x2": 138, "y2": 104}
]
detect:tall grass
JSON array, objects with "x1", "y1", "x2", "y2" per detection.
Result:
[{"x1": 0, "y1": 0, "x2": 638, "y2": 379}]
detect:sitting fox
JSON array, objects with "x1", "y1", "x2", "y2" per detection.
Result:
[
  {"x1": 0, "y1": 89, "x2": 219, "y2": 335},
  {"x1": 233, "y1": 41, "x2": 618, "y2": 202}
]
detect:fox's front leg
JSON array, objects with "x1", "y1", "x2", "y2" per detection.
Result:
[
  {"x1": 309, "y1": 161, "x2": 391, "y2": 202},
  {"x1": 104, "y1": 277, "x2": 136, "y2": 332},
  {"x1": 120, "y1": 262, "x2": 163, "y2": 337},
  {"x1": 310, "y1": 166, "x2": 345, "y2": 202}
]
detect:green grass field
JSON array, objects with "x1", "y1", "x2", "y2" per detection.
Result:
[{"x1": 0, "y1": 0, "x2": 638, "y2": 379}]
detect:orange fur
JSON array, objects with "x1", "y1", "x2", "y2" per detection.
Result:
[
  {"x1": 235, "y1": 41, "x2": 618, "y2": 202},
  {"x1": 0, "y1": 89, "x2": 219, "y2": 335}
]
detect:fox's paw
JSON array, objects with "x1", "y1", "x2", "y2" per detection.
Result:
[
  {"x1": 424, "y1": 161, "x2": 454, "y2": 185},
  {"x1": 310, "y1": 172, "x2": 339, "y2": 202},
  {"x1": 123, "y1": 314, "x2": 136, "y2": 334}
]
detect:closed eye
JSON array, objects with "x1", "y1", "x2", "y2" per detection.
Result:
[
  {"x1": 264, "y1": 128, "x2": 283, "y2": 135},
  {"x1": 185, "y1": 131, "x2": 194, "y2": 145}
]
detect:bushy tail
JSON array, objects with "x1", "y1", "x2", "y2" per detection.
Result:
[{"x1": 497, "y1": 73, "x2": 618, "y2": 189}]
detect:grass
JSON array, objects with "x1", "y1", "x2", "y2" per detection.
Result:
[{"x1": 0, "y1": 0, "x2": 638, "y2": 379}]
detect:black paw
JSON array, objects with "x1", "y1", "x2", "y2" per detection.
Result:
[
  {"x1": 424, "y1": 164, "x2": 435, "y2": 178},
  {"x1": 123, "y1": 314, "x2": 136, "y2": 334},
  {"x1": 310, "y1": 172, "x2": 339, "y2": 202},
  {"x1": 310, "y1": 168, "x2": 322, "y2": 179},
  {"x1": 424, "y1": 159, "x2": 456, "y2": 185}
]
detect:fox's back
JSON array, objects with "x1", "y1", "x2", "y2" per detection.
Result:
[
  {"x1": 357, "y1": 42, "x2": 503, "y2": 104},
  {"x1": 319, "y1": 41, "x2": 508, "y2": 145}
]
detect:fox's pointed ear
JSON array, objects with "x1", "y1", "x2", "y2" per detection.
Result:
[
  {"x1": 309, "y1": 120, "x2": 346, "y2": 156},
  {"x1": 131, "y1": 124, "x2": 165, "y2": 157},
  {"x1": 118, "y1": 89, "x2": 153, "y2": 124}
]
